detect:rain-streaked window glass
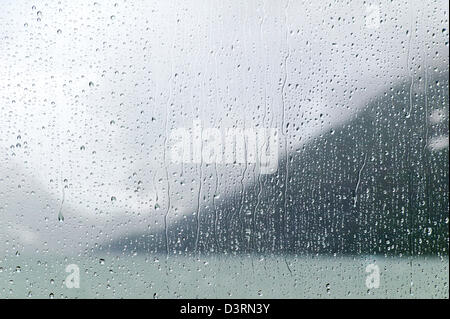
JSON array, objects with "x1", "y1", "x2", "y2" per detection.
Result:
[{"x1": 0, "y1": 0, "x2": 448, "y2": 299}]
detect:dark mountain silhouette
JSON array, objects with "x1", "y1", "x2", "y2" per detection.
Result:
[{"x1": 104, "y1": 74, "x2": 449, "y2": 256}]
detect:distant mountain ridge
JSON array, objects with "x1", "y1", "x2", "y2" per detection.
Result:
[{"x1": 105, "y1": 74, "x2": 449, "y2": 256}]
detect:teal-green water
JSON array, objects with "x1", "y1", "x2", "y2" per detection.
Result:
[{"x1": 0, "y1": 255, "x2": 448, "y2": 299}]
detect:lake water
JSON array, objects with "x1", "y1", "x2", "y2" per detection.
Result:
[{"x1": 1, "y1": 254, "x2": 448, "y2": 298}]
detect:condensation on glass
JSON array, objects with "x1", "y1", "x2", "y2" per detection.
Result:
[{"x1": 0, "y1": 0, "x2": 448, "y2": 298}]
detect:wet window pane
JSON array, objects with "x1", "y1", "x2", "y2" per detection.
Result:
[{"x1": 0, "y1": 0, "x2": 448, "y2": 298}]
